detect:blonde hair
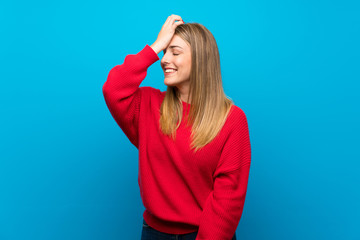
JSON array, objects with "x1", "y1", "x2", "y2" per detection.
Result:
[{"x1": 159, "y1": 23, "x2": 234, "y2": 153}]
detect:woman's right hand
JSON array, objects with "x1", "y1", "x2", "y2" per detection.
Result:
[{"x1": 150, "y1": 15, "x2": 184, "y2": 54}]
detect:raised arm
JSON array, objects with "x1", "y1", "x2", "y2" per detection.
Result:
[
  {"x1": 102, "y1": 45, "x2": 159, "y2": 148},
  {"x1": 102, "y1": 15, "x2": 184, "y2": 148}
]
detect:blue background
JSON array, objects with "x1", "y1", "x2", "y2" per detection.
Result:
[{"x1": 1, "y1": 0, "x2": 359, "y2": 239}]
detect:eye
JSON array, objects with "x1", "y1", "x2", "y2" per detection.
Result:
[{"x1": 173, "y1": 53, "x2": 179, "y2": 56}]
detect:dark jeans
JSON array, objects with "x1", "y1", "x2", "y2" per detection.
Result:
[{"x1": 141, "y1": 219, "x2": 237, "y2": 240}]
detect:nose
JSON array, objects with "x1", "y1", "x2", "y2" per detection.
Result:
[
  {"x1": 161, "y1": 51, "x2": 171, "y2": 65},
  {"x1": 161, "y1": 56, "x2": 169, "y2": 65}
]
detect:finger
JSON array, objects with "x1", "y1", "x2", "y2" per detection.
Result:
[
  {"x1": 170, "y1": 14, "x2": 183, "y2": 21},
  {"x1": 174, "y1": 21, "x2": 184, "y2": 26},
  {"x1": 172, "y1": 19, "x2": 184, "y2": 26},
  {"x1": 165, "y1": 15, "x2": 182, "y2": 27},
  {"x1": 165, "y1": 16, "x2": 172, "y2": 24},
  {"x1": 165, "y1": 15, "x2": 176, "y2": 25}
]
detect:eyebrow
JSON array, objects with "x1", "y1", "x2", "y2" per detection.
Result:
[
  {"x1": 163, "y1": 45, "x2": 183, "y2": 53},
  {"x1": 169, "y1": 45, "x2": 183, "y2": 49}
]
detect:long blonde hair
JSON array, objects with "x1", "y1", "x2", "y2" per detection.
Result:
[{"x1": 159, "y1": 23, "x2": 234, "y2": 153}]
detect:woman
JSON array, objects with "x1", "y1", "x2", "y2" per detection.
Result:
[{"x1": 102, "y1": 15, "x2": 251, "y2": 240}]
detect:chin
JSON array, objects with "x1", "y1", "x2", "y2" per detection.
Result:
[{"x1": 164, "y1": 79, "x2": 179, "y2": 87}]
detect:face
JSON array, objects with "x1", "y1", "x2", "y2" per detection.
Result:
[{"x1": 161, "y1": 35, "x2": 192, "y2": 89}]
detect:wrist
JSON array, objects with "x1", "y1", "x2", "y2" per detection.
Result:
[{"x1": 150, "y1": 42, "x2": 162, "y2": 54}]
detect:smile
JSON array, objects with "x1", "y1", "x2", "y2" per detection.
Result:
[{"x1": 164, "y1": 69, "x2": 177, "y2": 76}]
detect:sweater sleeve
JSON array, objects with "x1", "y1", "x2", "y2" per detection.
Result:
[
  {"x1": 196, "y1": 111, "x2": 251, "y2": 240},
  {"x1": 102, "y1": 45, "x2": 159, "y2": 148}
]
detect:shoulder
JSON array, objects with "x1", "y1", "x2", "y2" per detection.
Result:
[
  {"x1": 228, "y1": 104, "x2": 249, "y2": 126},
  {"x1": 231, "y1": 104, "x2": 247, "y2": 117},
  {"x1": 222, "y1": 104, "x2": 250, "y2": 141},
  {"x1": 138, "y1": 87, "x2": 164, "y2": 105},
  {"x1": 139, "y1": 86, "x2": 162, "y2": 98}
]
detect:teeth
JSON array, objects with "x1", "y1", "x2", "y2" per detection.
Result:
[{"x1": 165, "y1": 69, "x2": 177, "y2": 73}]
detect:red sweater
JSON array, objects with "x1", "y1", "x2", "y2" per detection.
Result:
[{"x1": 102, "y1": 44, "x2": 251, "y2": 240}]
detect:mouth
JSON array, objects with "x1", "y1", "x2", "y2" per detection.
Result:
[{"x1": 164, "y1": 68, "x2": 177, "y2": 76}]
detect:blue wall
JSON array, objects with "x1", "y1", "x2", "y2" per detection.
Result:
[{"x1": 1, "y1": 0, "x2": 359, "y2": 239}]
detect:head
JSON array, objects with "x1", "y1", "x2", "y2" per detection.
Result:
[
  {"x1": 161, "y1": 35, "x2": 192, "y2": 94},
  {"x1": 161, "y1": 23, "x2": 223, "y2": 104},
  {"x1": 159, "y1": 23, "x2": 234, "y2": 152}
]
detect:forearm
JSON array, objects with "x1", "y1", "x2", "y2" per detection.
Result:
[{"x1": 150, "y1": 42, "x2": 163, "y2": 55}]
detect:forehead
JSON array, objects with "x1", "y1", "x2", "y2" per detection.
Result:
[{"x1": 167, "y1": 35, "x2": 189, "y2": 50}]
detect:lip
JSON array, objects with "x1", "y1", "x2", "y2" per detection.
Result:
[{"x1": 164, "y1": 70, "x2": 177, "y2": 76}]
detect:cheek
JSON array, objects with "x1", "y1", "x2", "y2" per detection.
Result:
[{"x1": 178, "y1": 59, "x2": 191, "y2": 73}]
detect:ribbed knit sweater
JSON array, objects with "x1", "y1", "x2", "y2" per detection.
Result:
[{"x1": 102, "y1": 44, "x2": 251, "y2": 240}]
